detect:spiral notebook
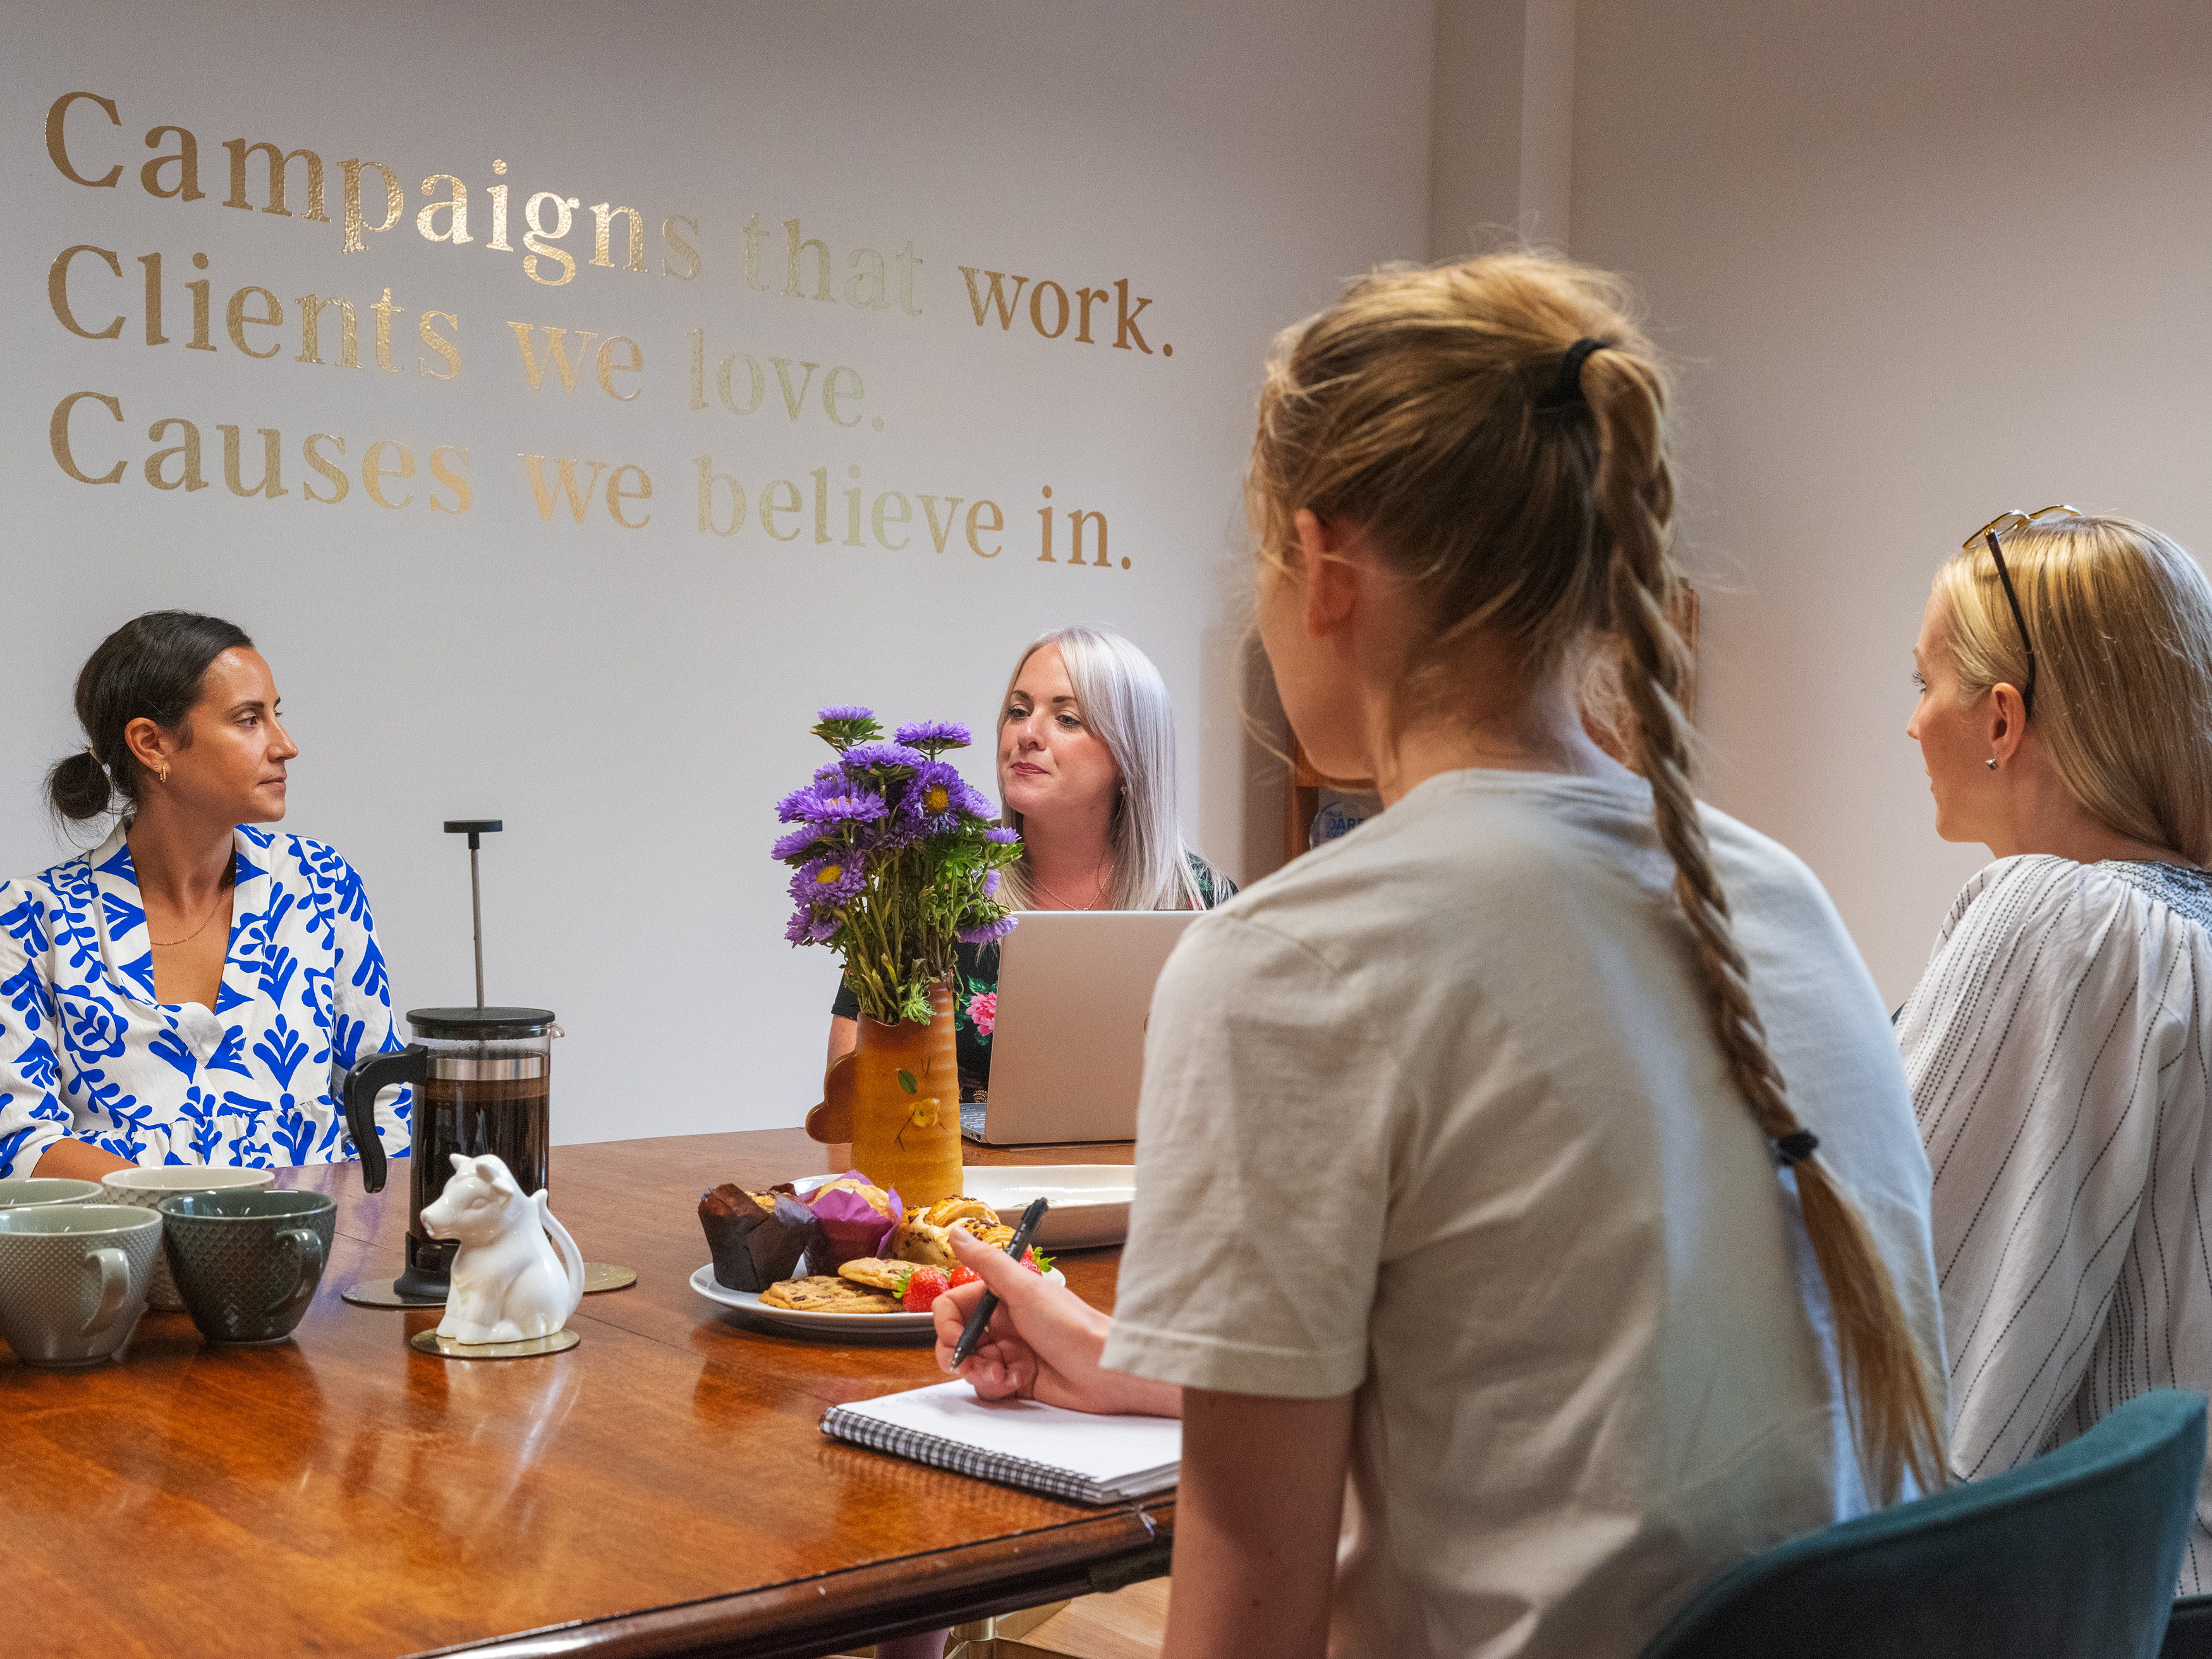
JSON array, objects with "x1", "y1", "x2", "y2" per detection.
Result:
[{"x1": 820, "y1": 1380, "x2": 1181, "y2": 1505}]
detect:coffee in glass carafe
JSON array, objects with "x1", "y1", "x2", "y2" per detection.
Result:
[{"x1": 341, "y1": 1006, "x2": 559, "y2": 1301}]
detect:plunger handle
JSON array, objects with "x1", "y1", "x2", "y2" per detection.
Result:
[{"x1": 444, "y1": 820, "x2": 502, "y2": 1009}]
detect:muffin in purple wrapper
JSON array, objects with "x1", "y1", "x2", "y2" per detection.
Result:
[
  {"x1": 806, "y1": 1172, "x2": 906, "y2": 1270},
  {"x1": 699, "y1": 1184, "x2": 822, "y2": 1291}
]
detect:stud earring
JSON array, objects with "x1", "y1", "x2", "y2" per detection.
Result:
[
  {"x1": 1986, "y1": 758, "x2": 1998, "y2": 771},
  {"x1": 157, "y1": 764, "x2": 170, "y2": 783}
]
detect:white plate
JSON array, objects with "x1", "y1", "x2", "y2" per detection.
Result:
[
  {"x1": 961, "y1": 1167, "x2": 1134, "y2": 1249},
  {"x1": 691, "y1": 1261, "x2": 1066, "y2": 1334},
  {"x1": 792, "y1": 1166, "x2": 1134, "y2": 1251}
]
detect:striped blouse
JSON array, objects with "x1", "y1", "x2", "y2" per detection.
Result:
[{"x1": 1900, "y1": 854, "x2": 2212, "y2": 1590}]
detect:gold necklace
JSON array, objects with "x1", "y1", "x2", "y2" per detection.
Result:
[
  {"x1": 1033, "y1": 868, "x2": 1110, "y2": 911},
  {"x1": 150, "y1": 886, "x2": 233, "y2": 949}
]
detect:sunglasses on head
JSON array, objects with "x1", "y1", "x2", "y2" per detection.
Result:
[{"x1": 1960, "y1": 505, "x2": 2080, "y2": 721}]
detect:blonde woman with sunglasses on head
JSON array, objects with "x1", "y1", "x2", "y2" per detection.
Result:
[
  {"x1": 1900, "y1": 507, "x2": 2212, "y2": 1588},
  {"x1": 923, "y1": 253, "x2": 1948, "y2": 1659}
]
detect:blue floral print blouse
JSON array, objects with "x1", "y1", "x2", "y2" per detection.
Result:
[{"x1": 0, "y1": 822, "x2": 411, "y2": 1174}]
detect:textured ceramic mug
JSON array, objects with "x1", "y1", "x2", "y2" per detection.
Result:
[
  {"x1": 0, "y1": 1203, "x2": 163, "y2": 1366},
  {"x1": 0, "y1": 1178, "x2": 104, "y2": 1210},
  {"x1": 158, "y1": 1189, "x2": 335, "y2": 1344},
  {"x1": 102, "y1": 1167, "x2": 276, "y2": 1311}
]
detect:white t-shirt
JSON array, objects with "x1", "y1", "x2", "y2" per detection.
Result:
[
  {"x1": 1101, "y1": 769, "x2": 1945, "y2": 1659},
  {"x1": 1900, "y1": 854, "x2": 2212, "y2": 1591}
]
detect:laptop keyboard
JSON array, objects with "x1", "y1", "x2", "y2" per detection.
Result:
[{"x1": 959, "y1": 1102, "x2": 989, "y2": 1141}]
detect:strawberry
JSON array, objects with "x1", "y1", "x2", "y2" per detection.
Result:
[
  {"x1": 902, "y1": 1267, "x2": 950, "y2": 1313},
  {"x1": 947, "y1": 1266, "x2": 980, "y2": 1289}
]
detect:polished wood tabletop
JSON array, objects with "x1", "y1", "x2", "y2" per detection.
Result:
[{"x1": 0, "y1": 1131, "x2": 1162, "y2": 1659}]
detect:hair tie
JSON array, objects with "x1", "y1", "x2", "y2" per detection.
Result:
[
  {"x1": 1775, "y1": 1129, "x2": 1820, "y2": 1165},
  {"x1": 1537, "y1": 336, "x2": 1613, "y2": 416}
]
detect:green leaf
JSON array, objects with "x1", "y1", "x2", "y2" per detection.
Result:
[{"x1": 897, "y1": 1069, "x2": 917, "y2": 1093}]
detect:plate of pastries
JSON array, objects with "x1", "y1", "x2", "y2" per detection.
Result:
[{"x1": 693, "y1": 1174, "x2": 1062, "y2": 1334}]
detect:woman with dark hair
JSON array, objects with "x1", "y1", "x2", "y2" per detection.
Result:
[{"x1": 0, "y1": 611, "x2": 410, "y2": 1177}]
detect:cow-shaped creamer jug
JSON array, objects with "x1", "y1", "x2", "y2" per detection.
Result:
[{"x1": 421, "y1": 1153, "x2": 583, "y2": 1346}]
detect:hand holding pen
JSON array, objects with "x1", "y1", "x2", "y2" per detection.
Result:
[
  {"x1": 933, "y1": 1210, "x2": 1181, "y2": 1419},
  {"x1": 952, "y1": 1196, "x2": 1049, "y2": 1367}
]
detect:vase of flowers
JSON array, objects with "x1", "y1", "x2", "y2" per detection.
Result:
[{"x1": 776, "y1": 706, "x2": 1019, "y2": 1205}]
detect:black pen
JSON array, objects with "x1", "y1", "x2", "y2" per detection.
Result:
[{"x1": 951, "y1": 1196, "x2": 1049, "y2": 1368}]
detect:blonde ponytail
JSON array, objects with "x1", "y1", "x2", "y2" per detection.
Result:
[{"x1": 1250, "y1": 251, "x2": 1945, "y2": 1506}]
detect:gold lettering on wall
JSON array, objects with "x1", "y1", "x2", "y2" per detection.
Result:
[
  {"x1": 418, "y1": 174, "x2": 470, "y2": 244},
  {"x1": 49, "y1": 245, "x2": 124, "y2": 340},
  {"x1": 140, "y1": 125, "x2": 204, "y2": 201},
  {"x1": 340, "y1": 158, "x2": 403, "y2": 253},
  {"x1": 429, "y1": 446, "x2": 472, "y2": 513},
  {"x1": 218, "y1": 425, "x2": 286, "y2": 498},
  {"x1": 224, "y1": 286, "x2": 283, "y2": 358},
  {"x1": 418, "y1": 312, "x2": 461, "y2": 379},
  {"x1": 522, "y1": 193, "x2": 580, "y2": 286},
  {"x1": 662, "y1": 216, "x2": 700, "y2": 280},
  {"x1": 46, "y1": 92, "x2": 122, "y2": 188},
  {"x1": 295, "y1": 295, "x2": 359, "y2": 367},
  {"x1": 145, "y1": 418, "x2": 207, "y2": 491},
  {"x1": 223, "y1": 140, "x2": 325, "y2": 220},
  {"x1": 49, "y1": 391, "x2": 126, "y2": 484},
  {"x1": 302, "y1": 433, "x2": 349, "y2": 503},
  {"x1": 589, "y1": 204, "x2": 645, "y2": 274},
  {"x1": 363, "y1": 440, "x2": 413, "y2": 508}
]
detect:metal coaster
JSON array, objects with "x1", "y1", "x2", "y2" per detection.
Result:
[
  {"x1": 410, "y1": 1327, "x2": 580, "y2": 1361},
  {"x1": 341, "y1": 1279, "x2": 446, "y2": 1309},
  {"x1": 346, "y1": 1263, "x2": 633, "y2": 1307}
]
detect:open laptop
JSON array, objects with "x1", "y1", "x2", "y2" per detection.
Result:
[{"x1": 961, "y1": 910, "x2": 1199, "y2": 1146}]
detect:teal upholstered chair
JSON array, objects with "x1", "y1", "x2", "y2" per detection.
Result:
[{"x1": 1638, "y1": 1389, "x2": 2205, "y2": 1659}]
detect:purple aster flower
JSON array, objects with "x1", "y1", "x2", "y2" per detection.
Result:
[
  {"x1": 772, "y1": 824, "x2": 827, "y2": 862},
  {"x1": 791, "y1": 854, "x2": 866, "y2": 908},
  {"x1": 983, "y1": 825, "x2": 1020, "y2": 844},
  {"x1": 814, "y1": 791, "x2": 887, "y2": 826},
  {"x1": 894, "y1": 719, "x2": 973, "y2": 753},
  {"x1": 840, "y1": 741, "x2": 926, "y2": 774},
  {"x1": 957, "y1": 912, "x2": 1019, "y2": 945},
  {"x1": 902, "y1": 759, "x2": 966, "y2": 827},
  {"x1": 811, "y1": 706, "x2": 883, "y2": 751}
]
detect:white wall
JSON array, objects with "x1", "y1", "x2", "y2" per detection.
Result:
[
  {"x1": 3, "y1": 1, "x2": 1431, "y2": 1141},
  {"x1": 1569, "y1": 0, "x2": 2212, "y2": 1002}
]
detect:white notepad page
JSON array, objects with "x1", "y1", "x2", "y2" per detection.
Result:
[{"x1": 841, "y1": 1380, "x2": 1182, "y2": 1484}]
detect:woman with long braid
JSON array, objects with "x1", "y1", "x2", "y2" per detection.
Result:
[{"x1": 920, "y1": 253, "x2": 1946, "y2": 1659}]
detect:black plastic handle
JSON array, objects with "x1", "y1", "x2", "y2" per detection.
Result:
[{"x1": 341, "y1": 1046, "x2": 425, "y2": 1192}]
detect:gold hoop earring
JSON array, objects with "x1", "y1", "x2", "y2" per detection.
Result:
[{"x1": 157, "y1": 764, "x2": 170, "y2": 784}]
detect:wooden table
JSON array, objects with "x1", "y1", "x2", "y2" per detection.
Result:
[{"x1": 1, "y1": 1131, "x2": 1162, "y2": 1658}]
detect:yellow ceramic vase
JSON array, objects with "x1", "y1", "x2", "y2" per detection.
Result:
[{"x1": 806, "y1": 981, "x2": 963, "y2": 1207}]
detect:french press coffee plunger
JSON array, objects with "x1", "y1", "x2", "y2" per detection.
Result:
[{"x1": 340, "y1": 822, "x2": 617, "y2": 1307}]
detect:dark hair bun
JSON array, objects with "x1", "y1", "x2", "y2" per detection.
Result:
[
  {"x1": 49, "y1": 610, "x2": 254, "y2": 825},
  {"x1": 46, "y1": 751, "x2": 114, "y2": 823}
]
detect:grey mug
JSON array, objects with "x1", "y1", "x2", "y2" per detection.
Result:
[
  {"x1": 0, "y1": 1178, "x2": 105, "y2": 1210},
  {"x1": 0, "y1": 1203, "x2": 163, "y2": 1367},
  {"x1": 159, "y1": 1189, "x2": 335, "y2": 1344},
  {"x1": 102, "y1": 1166, "x2": 276, "y2": 1311}
]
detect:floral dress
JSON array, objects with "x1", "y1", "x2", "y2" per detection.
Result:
[
  {"x1": 0, "y1": 822, "x2": 411, "y2": 1174},
  {"x1": 829, "y1": 854, "x2": 1236, "y2": 1099}
]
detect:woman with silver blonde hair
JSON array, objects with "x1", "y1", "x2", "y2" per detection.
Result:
[
  {"x1": 827, "y1": 624, "x2": 1233, "y2": 1100},
  {"x1": 994, "y1": 624, "x2": 1217, "y2": 912},
  {"x1": 1900, "y1": 507, "x2": 2212, "y2": 1588}
]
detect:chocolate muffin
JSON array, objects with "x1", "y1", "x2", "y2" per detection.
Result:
[{"x1": 699, "y1": 1184, "x2": 821, "y2": 1291}]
